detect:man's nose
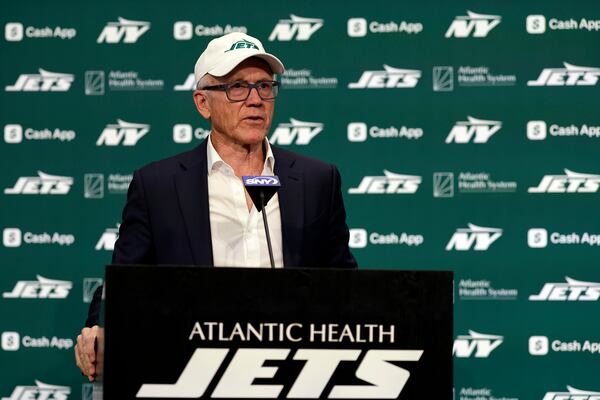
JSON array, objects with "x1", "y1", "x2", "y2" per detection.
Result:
[{"x1": 244, "y1": 87, "x2": 263, "y2": 105}]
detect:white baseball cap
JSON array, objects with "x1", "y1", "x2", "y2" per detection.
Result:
[{"x1": 194, "y1": 32, "x2": 285, "y2": 87}]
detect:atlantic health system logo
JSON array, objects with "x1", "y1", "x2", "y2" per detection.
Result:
[
  {"x1": 433, "y1": 66, "x2": 516, "y2": 91},
  {"x1": 84, "y1": 70, "x2": 164, "y2": 94},
  {"x1": 280, "y1": 68, "x2": 338, "y2": 89},
  {"x1": 433, "y1": 172, "x2": 517, "y2": 197}
]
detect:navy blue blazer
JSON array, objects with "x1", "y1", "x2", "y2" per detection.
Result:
[{"x1": 86, "y1": 140, "x2": 357, "y2": 326}]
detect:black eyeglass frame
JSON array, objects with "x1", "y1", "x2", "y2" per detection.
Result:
[{"x1": 198, "y1": 80, "x2": 281, "y2": 102}]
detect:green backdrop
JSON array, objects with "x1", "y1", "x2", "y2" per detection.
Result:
[{"x1": 1, "y1": 0, "x2": 599, "y2": 399}]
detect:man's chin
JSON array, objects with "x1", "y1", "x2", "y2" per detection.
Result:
[{"x1": 236, "y1": 129, "x2": 268, "y2": 146}]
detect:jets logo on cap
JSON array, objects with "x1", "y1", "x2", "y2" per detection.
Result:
[{"x1": 225, "y1": 39, "x2": 260, "y2": 52}]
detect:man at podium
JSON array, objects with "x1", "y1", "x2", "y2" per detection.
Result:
[{"x1": 74, "y1": 32, "x2": 357, "y2": 381}]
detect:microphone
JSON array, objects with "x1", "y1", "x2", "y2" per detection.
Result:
[{"x1": 242, "y1": 176, "x2": 281, "y2": 268}]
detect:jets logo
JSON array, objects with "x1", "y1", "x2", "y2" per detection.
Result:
[
  {"x1": 348, "y1": 65, "x2": 421, "y2": 89},
  {"x1": 137, "y1": 348, "x2": 423, "y2": 399},
  {"x1": 269, "y1": 14, "x2": 324, "y2": 41},
  {"x1": 528, "y1": 62, "x2": 600, "y2": 86},
  {"x1": 445, "y1": 10, "x2": 501, "y2": 38},
  {"x1": 97, "y1": 17, "x2": 150, "y2": 43},
  {"x1": 5, "y1": 69, "x2": 74, "y2": 92},
  {"x1": 446, "y1": 223, "x2": 502, "y2": 251}
]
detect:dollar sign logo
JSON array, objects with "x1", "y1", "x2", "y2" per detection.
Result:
[
  {"x1": 10, "y1": 27, "x2": 18, "y2": 38},
  {"x1": 8, "y1": 232, "x2": 15, "y2": 243},
  {"x1": 353, "y1": 22, "x2": 361, "y2": 33},
  {"x1": 534, "y1": 232, "x2": 541, "y2": 243},
  {"x1": 179, "y1": 25, "x2": 187, "y2": 37},
  {"x1": 535, "y1": 340, "x2": 542, "y2": 351},
  {"x1": 533, "y1": 20, "x2": 540, "y2": 30}
]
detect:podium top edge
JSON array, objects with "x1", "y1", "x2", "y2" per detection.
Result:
[{"x1": 105, "y1": 264, "x2": 454, "y2": 274}]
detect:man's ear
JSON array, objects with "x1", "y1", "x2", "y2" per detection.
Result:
[{"x1": 193, "y1": 90, "x2": 211, "y2": 120}]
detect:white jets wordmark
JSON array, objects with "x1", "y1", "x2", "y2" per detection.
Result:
[
  {"x1": 445, "y1": 10, "x2": 501, "y2": 38},
  {"x1": 542, "y1": 386, "x2": 600, "y2": 400},
  {"x1": 3, "y1": 275, "x2": 72, "y2": 299},
  {"x1": 5, "y1": 69, "x2": 74, "y2": 92},
  {"x1": 453, "y1": 330, "x2": 503, "y2": 358},
  {"x1": 528, "y1": 62, "x2": 600, "y2": 86},
  {"x1": 269, "y1": 118, "x2": 323, "y2": 145},
  {"x1": 2, "y1": 380, "x2": 70, "y2": 400},
  {"x1": 446, "y1": 116, "x2": 502, "y2": 143},
  {"x1": 528, "y1": 169, "x2": 600, "y2": 193},
  {"x1": 97, "y1": 17, "x2": 150, "y2": 43},
  {"x1": 4, "y1": 171, "x2": 73, "y2": 195},
  {"x1": 136, "y1": 348, "x2": 423, "y2": 399},
  {"x1": 96, "y1": 119, "x2": 150, "y2": 146},
  {"x1": 349, "y1": 170, "x2": 421, "y2": 194},
  {"x1": 446, "y1": 223, "x2": 502, "y2": 251},
  {"x1": 348, "y1": 65, "x2": 421, "y2": 89},
  {"x1": 269, "y1": 14, "x2": 323, "y2": 41},
  {"x1": 529, "y1": 277, "x2": 600, "y2": 301}
]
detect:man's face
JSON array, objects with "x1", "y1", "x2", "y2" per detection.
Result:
[{"x1": 194, "y1": 58, "x2": 276, "y2": 147}]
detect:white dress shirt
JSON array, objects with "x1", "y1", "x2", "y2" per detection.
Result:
[{"x1": 207, "y1": 135, "x2": 283, "y2": 268}]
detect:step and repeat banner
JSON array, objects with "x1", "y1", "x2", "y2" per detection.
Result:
[{"x1": 1, "y1": 0, "x2": 599, "y2": 399}]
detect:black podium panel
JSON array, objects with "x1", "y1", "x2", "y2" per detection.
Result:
[{"x1": 103, "y1": 266, "x2": 452, "y2": 399}]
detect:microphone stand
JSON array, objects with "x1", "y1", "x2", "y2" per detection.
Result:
[{"x1": 260, "y1": 191, "x2": 275, "y2": 269}]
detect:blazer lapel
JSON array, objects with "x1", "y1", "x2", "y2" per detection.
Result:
[
  {"x1": 273, "y1": 148, "x2": 304, "y2": 267},
  {"x1": 174, "y1": 141, "x2": 213, "y2": 266}
]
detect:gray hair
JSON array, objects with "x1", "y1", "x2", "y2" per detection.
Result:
[{"x1": 196, "y1": 74, "x2": 213, "y2": 90}]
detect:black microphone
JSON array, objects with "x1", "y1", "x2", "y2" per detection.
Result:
[{"x1": 243, "y1": 176, "x2": 281, "y2": 268}]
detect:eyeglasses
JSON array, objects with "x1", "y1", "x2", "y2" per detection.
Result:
[{"x1": 199, "y1": 80, "x2": 281, "y2": 102}]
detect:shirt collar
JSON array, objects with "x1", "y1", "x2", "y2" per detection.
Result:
[{"x1": 207, "y1": 134, "x2": 275, "y2": 176}]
